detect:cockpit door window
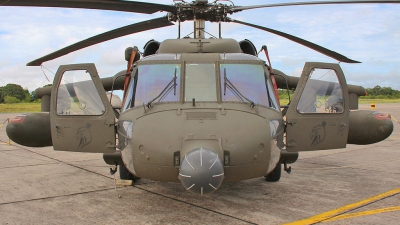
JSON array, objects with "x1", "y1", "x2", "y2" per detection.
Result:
[{"x1": 297, "y1": 68, "x2": 344, "y2": 114}]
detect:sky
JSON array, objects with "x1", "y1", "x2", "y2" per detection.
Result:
[{"x1": 0, "y1": 0, "x2": 399, "y2": 93}]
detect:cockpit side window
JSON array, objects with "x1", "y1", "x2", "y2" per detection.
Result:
[
  {"x1": 122, "y1": 64, "x2": 181, "y2": 110},
  {"x1": 220, "y1": 64, "x2": 271, "y2": 107}
]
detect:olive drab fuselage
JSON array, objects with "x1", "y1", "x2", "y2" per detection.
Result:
[{"x1": 119, "y1": 53, "x2": 283, "y2": 182}]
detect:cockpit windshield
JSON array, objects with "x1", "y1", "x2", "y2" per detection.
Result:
[
  {"x1": 220, "y1": 64, "x2": 273, "y2": 107},
  {"x1": 122, "y1": 59, "x2": 279, "y2": 111},
  {"x1": 122, "y1": 64, "x2": 181, "y2": 110}
]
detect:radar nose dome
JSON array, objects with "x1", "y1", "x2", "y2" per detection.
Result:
[{"x1": 179, "y1": 148, "x2": 224, "y2": 195}]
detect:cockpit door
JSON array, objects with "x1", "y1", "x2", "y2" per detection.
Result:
[
  {"x1": 285, "y1": 62, "x2": 349, "y2": 152},
  {"x1": 50, "y1": 64, "x2": 116, "y2": 153}
]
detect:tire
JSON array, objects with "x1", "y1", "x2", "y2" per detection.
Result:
[
  {"x1": 265, "y1": 163, "x2": 281, "y2": 182},
  {"x1": 119, "y1": 163, "x2": 136, "y2": 181}
]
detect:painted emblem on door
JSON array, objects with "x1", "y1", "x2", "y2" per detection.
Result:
[
  {"x1": 310, "y1": 121, "x2": 326, "y2": 146},
  {"x1": 76, "y1": 123, "x2": 92, "y2": 148}
]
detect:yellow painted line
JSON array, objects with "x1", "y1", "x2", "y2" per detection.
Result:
[
  {"x1": 296, "y1": 158, "x2": 400, "y2": 170},
  {"x1": 283, "y1": 188, "x2": 400, "y2": 225},
  {"x1": 323, "y1": 206, "x2": 400, "y2": 222},
  {"x1": 391, "y1": 115, "x2": 398, "y2": 123}
]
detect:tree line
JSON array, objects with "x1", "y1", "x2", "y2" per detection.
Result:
[
  {"x1": 361, "y1": 85, "x2": 400, "y2": 99},
  {"x1": 0, "y1": 84, "x2": 39, "y2": 104},
  {"x1": 278, "y1": 86, "x2": 400, "y2": 100}
]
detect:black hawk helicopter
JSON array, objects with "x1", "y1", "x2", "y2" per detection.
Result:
[{"x1": 5, "y1": 0, "x2": 396, "y2": 195}]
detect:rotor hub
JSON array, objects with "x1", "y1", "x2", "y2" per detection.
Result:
[{"x1": 168, "y1": 2, "x2": 231, "y2": 22}]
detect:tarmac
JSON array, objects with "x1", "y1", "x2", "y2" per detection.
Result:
[{"x1": 0, "y1": 103, "x2": 399, "y2": 225}]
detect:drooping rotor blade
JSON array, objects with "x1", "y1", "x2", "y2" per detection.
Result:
[
  {"x1": 27, "y1": 16, "x2": 174, "y2": 66},
  {"x1": 229, "y1": 18, "x2": 360, "y2": 63},
  {"x1": 229, "y1": 0, "x2": 400, "y2": 13},
  {"x1": 0, "y1": 0, "x2": 176, "y2": 14}
]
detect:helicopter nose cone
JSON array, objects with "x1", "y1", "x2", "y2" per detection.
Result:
[{"x1": 179, "y1": 148, "x2": 224, "y2": 195}]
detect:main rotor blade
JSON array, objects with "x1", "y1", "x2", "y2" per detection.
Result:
[
  {"x1": 1, "y1": 0, "x2": 176, "y2": 14},
  {"x1": 27, "y1": 16, "x2": 174, "y2": 66},
  {"x1": 229, "y1": 18, "x2": 360, "y2": 63},
  {"x1": 230, "y1": 0, "x2": 400, "y2": 13}
]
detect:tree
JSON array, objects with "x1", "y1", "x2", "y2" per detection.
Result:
[
  {"x1": 0, "y1": 84, "x2": 26, "y2": 101},
  {"x1": 372, "y1": 85, "x2": 381, "y2": 95},
  {"x1": 363, "y1": 86, "x2": 400, "y2": 99},
  {"x1": 4, "y1": 96, "x2": 20, "y2": 103}
]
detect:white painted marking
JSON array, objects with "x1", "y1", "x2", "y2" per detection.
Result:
[
  {"x1": 200, "y1": 148, "x2": 203, "y2": 167},
  {"x1": 209, "y1": 183, "x2": 217, "y2": 190},
  {"x1": 213, "y1": 173, "x2": 224, "y2": 177},
  {"x1": 186, "y1": 184, "x2": 195, "y2": 190},
  {"x1": 209, "y1": 155, "x2": 219, "y2": 169},
  {"x1": 185, "y1": 155, "x2": 194, "y2": 170},
  {"x1": 179, "y1": 173, "x2": 191, "y2": 178}
]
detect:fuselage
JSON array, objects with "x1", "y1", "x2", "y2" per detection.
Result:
[{"x1": 118, "y1": 52, "x2": 283, "y2": 194}]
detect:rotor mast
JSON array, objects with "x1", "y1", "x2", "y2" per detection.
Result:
[
  {"x1": 194, "y1": 19, "x2": 206, "y2": 39},
  {"x1": 193, "y1": 0, "x2": 208, "y2": 39}
]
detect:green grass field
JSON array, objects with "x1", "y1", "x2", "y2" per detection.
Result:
[
  {"x1": 0, "y1": 103, "x2": 41, "y2": 113},
  {"x1": 277, "y1": 98, "x2": 400, "y2": 106},
  {"x1": 358, "y1": 99, "x2": 400, "y2": 104}
]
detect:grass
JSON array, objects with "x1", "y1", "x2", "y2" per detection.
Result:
[
  {"x1": 0, "y1": 103, "x2": 41, "y2": 113},
  {"x1": 279, "y1": 98, "x2": 400, "y2": 106},
  {"x1": 358, "y1": 99, "x2": 400, "y2": 104}
]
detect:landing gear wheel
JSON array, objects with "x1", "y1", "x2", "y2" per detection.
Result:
[
  {"x1": 265, "y1": 163, "x2": 281, "y2": 182},
  {"x1": 119, "y1": 163, "x2": 138, "y2": 181}
]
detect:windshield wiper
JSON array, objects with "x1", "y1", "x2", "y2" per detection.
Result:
[
  {"x1": 146, "y1": 68, "x2": 177, "y2": 108},
  {"x1": 223, "y1": 68, "x2": 255, "y2": 107}
]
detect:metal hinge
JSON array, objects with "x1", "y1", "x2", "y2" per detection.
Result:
[
  {"x1": 105, "y1": 120, "x2": 114, "y2": 127},
  {"x1": 286, "y1": 119, "x2": 297, "y2": 125},
  {"x1": 286, "y1": 140, "x2": 296, "y2": 147},
  {"x1": 105, "y1": 142, "x2": 116, "y2": 149}
]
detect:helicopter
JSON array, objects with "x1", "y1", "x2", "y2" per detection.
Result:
[{"x1": 4, "y1": 0, "x2": 396, "y2": 195}]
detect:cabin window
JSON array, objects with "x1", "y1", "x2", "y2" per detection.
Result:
[
  {"x1": 220, "y1": 64, "x2": 271, "y2": 107},
  {"x1": 124, "y1": 64, "x2": 181, "y2": 108},
  {"x1": 297, "y1": 68, "x2": 343, "y2": 114},
  {"x1": 185, "y1": 63, "x2": 217, "y2": 101},
  {"x1": 56, "y1": 70, "x2": 105, "y2": 115}
]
